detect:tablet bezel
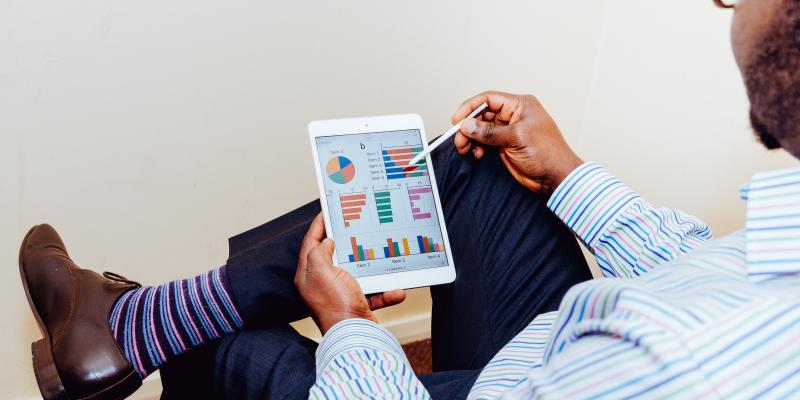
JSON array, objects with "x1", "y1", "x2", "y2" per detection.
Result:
[{"x1": 308, "y1": 114, "x2": 456, "y2": 294}]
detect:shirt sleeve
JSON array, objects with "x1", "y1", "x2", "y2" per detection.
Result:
[
  {"x1": 547, "y1": 163, "x2": 713, "y2": 279},
  {"x1": 310, "y1": 318, "x2": 431, "y2": 400},
  {"x1": 468, "y1": 311, "x2": 558, "y2": 400},
  {"x1": 504, "y1": 330, "x2": 715, "y2": 399}
]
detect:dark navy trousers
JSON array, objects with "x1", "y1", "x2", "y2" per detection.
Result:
[{"x1": 160, "y1": 140, "x2": 591, "y2": 399}]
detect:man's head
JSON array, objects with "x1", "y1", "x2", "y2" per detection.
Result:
[{"x1": 728, "y1": 0, "x2": 800, "y2": 156}]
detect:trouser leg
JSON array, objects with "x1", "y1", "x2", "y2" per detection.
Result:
[
  {"x1": 210, "y1": 327, "x2": 318, "y2": 399},
  {"x1": 162, "y1": 326, "x2": 317, "y2": 399},
  {"x1": 426, "y1": 141, "x2": 592, "y2": 371},
  {"x1": 161, "y1": 325, "x2": 479, "y2": 400},
  {"x1": 223, "y1": 199, "x2": 320, "y2": 329}
]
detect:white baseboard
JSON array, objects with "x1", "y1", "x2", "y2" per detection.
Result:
[
  {"x1": 384, "y1": 311, "x2": 432, "y2": 344},
  {"x1": 127, "y1": 312, "x2": 432, "y2": 400},
  {"x1": 133, "y1": 372, "x2": 164, "y2": 400}
]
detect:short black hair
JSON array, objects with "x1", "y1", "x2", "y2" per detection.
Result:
[{"x1": 744, "y1": 0, "x2": 800, "y2": 150}]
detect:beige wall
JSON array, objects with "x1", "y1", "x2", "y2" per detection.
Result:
[
  {"x1": 1, "y1": 0, "x2": 796, "y2": 398},
  {"x1": 574, "y1": 0, "x2": 796, "y2": 235}
]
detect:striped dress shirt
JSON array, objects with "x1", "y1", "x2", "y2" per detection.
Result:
[{"x1": 309, "y1": 162, "x2": 800, "y2": 399}]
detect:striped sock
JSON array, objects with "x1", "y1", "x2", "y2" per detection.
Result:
[{"x1": 108, "y1": 266, "x2": 244, "y2": 378}]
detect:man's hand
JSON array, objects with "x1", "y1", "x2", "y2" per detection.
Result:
[
  {"x1": 294, "y1": 214, "x2": 406, "y2": 334},
  {"x1": 452, "y1": 91, "x2": 584, "y2": 194}
]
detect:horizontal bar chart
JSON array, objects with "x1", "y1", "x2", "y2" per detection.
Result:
[
  {"x1": 374, "y1": 190, "x2": 394, "y2": 224},
  {"x1": 382, "y1": 146, "x2": 430, "y2": 180},
  {"x1": 340, "y1": 193, "x2": 367, "y2": 228},
  {"x1": 407, "y1": 186, "x2": 433, "y2": 220}
]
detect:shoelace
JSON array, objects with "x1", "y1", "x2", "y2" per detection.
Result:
[{"x1": 102, "y1": 271, "x2": 142, "y2": 288}]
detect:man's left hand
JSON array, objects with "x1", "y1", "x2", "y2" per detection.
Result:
[{"x1": 294, "y1": 213, "x2": 406, "y2": 334}]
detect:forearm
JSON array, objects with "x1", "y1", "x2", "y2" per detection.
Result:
[
  {"x1": 547, "y1": 163, "x2": 713, "y2": 278},
  {"x1": 311, "y1": 318, "x2": 430, "y2": 399}
]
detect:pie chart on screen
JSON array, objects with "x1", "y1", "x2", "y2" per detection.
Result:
[{"x1": 326, "y1": 156, "x2": 356, "y2": 184}]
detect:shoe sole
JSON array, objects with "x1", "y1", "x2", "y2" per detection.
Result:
[{"x1": 19, "y1": 225, "x2": 141, "y2": 400}]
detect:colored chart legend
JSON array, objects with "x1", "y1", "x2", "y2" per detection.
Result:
[
  {"x1": 408, "y1": 186, "x2": 433, "y2": 220},
  {"x1": 382, "y1": 146, "x2": 430, "y2": 180},
  {"x1": 340, "y1": 193, "x2": 367, "y2": 228},
  {"x1": 348, "y1": 237, "x2": 376, "y2": 262},
  {"x1": 374, "y1": 191, "x2": 394, "y2": 224},
  {"x1": 416, "y1": 235, "x2": 444, "y2": 254}
]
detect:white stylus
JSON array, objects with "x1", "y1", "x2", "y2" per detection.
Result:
[{"x1": 407, "y1": 102, "x2": 489, "y2": 167}]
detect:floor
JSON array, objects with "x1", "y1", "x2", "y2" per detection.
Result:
[{"x1": 402, "y1": 338, "x2": 433, "y2": 375}]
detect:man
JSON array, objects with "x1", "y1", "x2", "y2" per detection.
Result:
[{"x1": 17, "y1": 0, "x2": 800, "y2": 398}]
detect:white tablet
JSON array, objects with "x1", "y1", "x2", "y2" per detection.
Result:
[{"x1": 308, "y1": 114, "x2": 456, "y2": 294}]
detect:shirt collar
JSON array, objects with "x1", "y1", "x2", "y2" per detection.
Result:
[{"x1": 744, "y1": 165, "x2": 800, "y2": 282}]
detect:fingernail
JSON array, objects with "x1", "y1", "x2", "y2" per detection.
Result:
[
  {"x1": 322, "y1": 238, "x2": 332, "y2": 244},
  {"x1": 461, "y1": 118, "x2": 477, "y2": 134}
]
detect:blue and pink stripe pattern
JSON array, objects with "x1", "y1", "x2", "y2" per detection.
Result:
[
  {"x1": 311, "y1": 319, "x2": 429, "y2": 399},
  {"x1": 744, "y1": 167, "x2": 800, "y2": 282},
  {"x1": 311, "y1": 162, "x2": 800, "y2": 399},
  {"x1": 109, "y1": 266, "x2": 243, "y2": 378}
]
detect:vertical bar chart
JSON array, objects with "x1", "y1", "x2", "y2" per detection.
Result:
[
  {"x1": 407, "y1": 186, "x2": 434, "y2": 220},
  {"x1": 382, "y1": 146, "x2": 430, "y2": 180},
  {"x1": 374, "y1": 191, "x2": 394, "y2": 224},
  {"x1": 349, "y1": 237, "x2": 377, "y2": 262},
  {"x1": 340, "y1": 193, "x2": 367, "y2": 228},
  {"x1": 374, "y1": 235, "x2": 445, "y2": 258},
  {"x1": 416, "y1": 235, "x2": 444, "y2": 254},
  {"x1": 383, "y1": 237, "x2": 403, "y2": 257}
]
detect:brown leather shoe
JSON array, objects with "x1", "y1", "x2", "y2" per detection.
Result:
[{"x1": 19, "y1": 224, "x2": 143, "y2": 400}]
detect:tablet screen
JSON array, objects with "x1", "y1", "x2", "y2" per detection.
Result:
[{"x1": 315, "y1": 129, "x2": 449, "y2": 278}]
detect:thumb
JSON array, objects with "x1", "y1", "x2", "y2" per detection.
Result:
[
  {"x1": 321, "y1": 237, "x2": 335, "y2": 254},
  {"x1": 307, "y1": 238, "x2": 336, "y2": 271},
  {"x1": 317, "y1": 238, "x2": 335, "y2": 259},
  {"x1": 460, "y1": 118, "x2": 516, "y2": 147}
]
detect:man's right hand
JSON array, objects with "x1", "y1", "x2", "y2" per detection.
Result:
[{"x1": 452, "y1": 91, "x2": 584, "y2": 195}]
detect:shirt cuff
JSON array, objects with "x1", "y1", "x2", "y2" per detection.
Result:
[
  {"x1": 547, "y1": 162, "x2": 642, "y2": 247},
  {"x1": 315, "y1": 318, "x2": 406, "y2": 377}
]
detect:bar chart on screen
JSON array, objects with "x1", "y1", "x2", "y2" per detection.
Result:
[
  {"x1": 407, "y1": 186, "x2": 434, "y2": 221},
  {"x1": 373, "y1": 190, "x2": 395, "y2": 224},
  {"x1": 315, "y1": 129, "x2": 450, "y2": 277},
  {"x1": 383, "y1": 235, "x2": 444, "y2": 257},
  {"x1": 348, "y1": 237, "x2": 378, "y2": 262},
  {"x1": 348, "y1": 234, "x2": 445, "y2": 262},
  {"x1": 382, "y1": 145, "x2": 429, "y2": 180},
  {"x1": 340, "y1": 192, "x2": 367, "y2": 228}
]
